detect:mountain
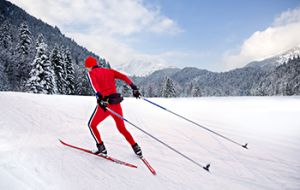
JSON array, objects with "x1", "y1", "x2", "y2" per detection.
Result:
[
  {"x1": 135, "y1": 56, "x2": 300, "y2": 97},
  {"x1": 1, "y1": 0, "x2": 299, "y2": 97},
  {"x1": 116, "y1": 59, "x2": 172, "y2": 77},
  {"x1": 251, "y1": 56, "x2": 300, "y2": 96},
  {"x1": 135, "y1": 66, "x2": 267, "y2": 97},
  {"x1": 246, "y1": 44, "x2": 300, "y2": 70}
]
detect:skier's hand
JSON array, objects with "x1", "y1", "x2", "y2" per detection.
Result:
[
  {"x1": 96, "y1": 92, "x2": 107, "y2": 111},
  {"x1": 130, "y1": 84, "x2": 141, "y2": 98},
  {"x1": 98, "y1": 100, "x2": 108, "y2": 111},
  {"x1": 95, "y1": 92, "x2": 103, "y2": 100},
  {"x1": 133, "y1": 89, "x2": 141, "y2": 99}
]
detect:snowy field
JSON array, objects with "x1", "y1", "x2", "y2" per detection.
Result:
[{"x1": 0, "y1": 92, "x2": 300, "y2": 190}]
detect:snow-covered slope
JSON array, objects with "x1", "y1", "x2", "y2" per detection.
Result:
[
  {"x1": 1, "y1": 92, "x2": 300, "y2": 190},
  {"x1": 246, "y1": 44, "x2": 300, "y2": 69}
]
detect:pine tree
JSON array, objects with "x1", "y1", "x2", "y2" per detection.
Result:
[
  {"x1": 148, "y1": 86, "x2": 154, "y2": 97},
  {"x1": 192, "y1": 84, "x2": 202, "y2": 97},
  {"x1": 0, "y1": 62, "x2": 9, "y2": 91},
  {"x1": 64, "y1": 47, "x2": 75, "y2": 95},
  {"x1": 0, "y1": 20, "x2": 15, "y2": 89},
  {"x1": 50, "y1": 44, "x2": 65, "y2": 94},
  {"x1": 161, "y1": 76, "x2": 177, "y2": 98},
  {"x1": 26, "y1": 34, "x2": 56, "y2": 94},
  {"x1": 16, "y1": 22, "x2": 32, "y2": 56},
  {"x1": 76, "y1": 69, "x2": 93, "y2": 95},
  {"x1": 15, "y1": 22, "x2": 33, "y2": 90},
  {"x1": 0, "y1": 20, "x2": 13, "y2": 49},
  {"x1": 59, "y1": 46, "x2": 69, "y2": 94},
  {"x1": 99, "y1": 58, "x2": 106, "y2": 68}
]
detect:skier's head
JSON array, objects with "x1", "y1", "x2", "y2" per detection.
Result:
[{"x1": 85, "y1": 56, "x2": 97, "y2": 69}]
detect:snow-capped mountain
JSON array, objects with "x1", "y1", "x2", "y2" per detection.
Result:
[
  {"x1": 116, "y1": 59, "x2": 172, "y2": 77},
  {"x1": 246, "y1": 44, "x2": 300, "y2": 70}
]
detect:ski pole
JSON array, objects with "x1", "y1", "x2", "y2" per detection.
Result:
[
  {"x1": 106, "y1": 107, "x2": 210, "y2": 172},
  {"x1": 142, "y1": 97, "x2": 248, "y2": 150}
]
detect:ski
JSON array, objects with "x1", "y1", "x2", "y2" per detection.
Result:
[
  {"x1": 140, "y1": 156, "x2": 157, "y2": 175},
  {"x1": 59, "y1": 139, "x2": 137, "y2": 169}
]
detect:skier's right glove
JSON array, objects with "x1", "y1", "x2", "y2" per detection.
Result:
[
  {"x1": 96, "y1": 92, "x2": 107, "y2": 111},
  {"x1": 98, "y1": 100, "x2": 108, "y2": 111}
]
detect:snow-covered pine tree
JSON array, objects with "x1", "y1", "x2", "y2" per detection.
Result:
[
  {"x1": 75, "y1": 68, "x2": 93, "y2": 95},
  {"x1": 16, "y1": 22, "x2": 32, "y2": 56},
  {"x1": 161, "y1": 76, "x2": 177, "y2": 98},
  {"x1": 147, "y1": 86, "x2": 154, "y2": 97},
  {"x1": 184, "y1": 83, "x2": 194, "y2": 97},
  {"x1": 26, "y1": 34, "x2": 56, "y2": 94},
  {"x1": 59, "y1": 45, "x2": 69, "y2": 94},
  {"x1": 0, "y1": 20, "x2": 15, "y2": 89},
  {"x1": 99, "y1": 58, "x2": 105, "y2": 68},
  {"x1": 140, "y1": 86, "x2": 146, "y2": 97},
  {"x1": 0, "y1": 20, "x2": 13, "y2": 49},
  {"x1": 64, "y1": 47, "x2": 75, "y2": 95},
  {"x1": 191, "y1": 84, "x2": 202, "y2": 97},
  {"x1": 16, "y1": 22, "x2": 33, "y2": 90},
  {"x1": 0, "y1": 62, "x2": 9, "y2": 91},
  {"x1": 50, "y1": 44, "x2": 65, "y2": 94}
]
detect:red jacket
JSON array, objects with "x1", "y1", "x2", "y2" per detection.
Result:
[{"x1": 88, "y1": 67, "x2": 132, "y2": 96}]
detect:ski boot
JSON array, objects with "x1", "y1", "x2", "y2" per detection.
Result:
[
  {"x1": 132, "y1": 143, "x2": 142, "y2": 157},
  {"x1": 93, "y1": 142, "x2": 107, "y2": 156}
]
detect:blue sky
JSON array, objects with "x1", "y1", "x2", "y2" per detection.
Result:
[
  {"x1": 136, "y1": 0, "x2": 300, "y2": 70},
  {"x1": 9, "y1": 0, "x2": 300, "y2": 74}
]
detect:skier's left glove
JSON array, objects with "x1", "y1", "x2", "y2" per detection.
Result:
[{"x1": 130, "y1": 83, "x2": 141, "y2": 98}]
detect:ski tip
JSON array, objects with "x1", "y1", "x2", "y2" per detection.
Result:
[
  {"x1": 242, "y1": 143, "x2": 248, "y2": 149},
  {"x1": 203, "y1": 164, "x2": 210, "y2": 172}
]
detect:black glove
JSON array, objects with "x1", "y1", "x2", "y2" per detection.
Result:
[
  {"x1": 96, "y1": 92, "x2": 103, "y2": 100},
  {"x1": 98, "y1": 100, "x2": 108, "y2": 111},
  {"x1": 96, "y1": 92, "x2": 107, "y2": 111},
  {"x1": 130, "y1": 84, "x2": 141, "y2": 98}
]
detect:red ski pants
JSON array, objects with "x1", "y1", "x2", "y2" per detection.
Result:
[{"x1": 88, "y1": 103, "x2": 136, "y2": 145}]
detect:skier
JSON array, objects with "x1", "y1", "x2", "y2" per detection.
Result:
[{"x1": 85, "y1": 56, "x2": 142, "y2": 157}]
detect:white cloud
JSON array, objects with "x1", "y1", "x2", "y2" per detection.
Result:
[
  {"x1": 10, "y1": 0, "x2": 182, "y2": 35},
  {"x1": 9, "y1": 0, "x2": 182, "y2": 75},
  {"x1": 273, "y1": 7, "x2": 300, "y2": 26},
  {"x1": 223, "y1": 7, "x2": 300, "y2": 70}
]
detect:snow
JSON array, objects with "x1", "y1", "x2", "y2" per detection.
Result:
[
  {"x1": 0, "y1": 92, "x2": 300, "y2": 190},
  {"x1": 277, "y1": 44, "x2": 300, "y2": 64},
  {"x1": 116, "y1": 59, "x2": 172, "y2": 77}
]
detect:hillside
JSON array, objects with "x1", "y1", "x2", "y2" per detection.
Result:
[
  {"x1": 0, "y1": 92, "x2": 300, "y2": 189},
  {"x1": 0, "y1": 0, "x2": 100, "y2": 95},
  {"x1": 246, "y1": 44, "x2": 300, "y2": 70},
  {"x1": 135, "y1": 56, "x2": 300, "y2": 97}
]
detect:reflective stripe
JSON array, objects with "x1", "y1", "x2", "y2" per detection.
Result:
[
  {"x1": 87, "y1": 72, "x2": 97, "y2": 93},
  {"x1": 88, "y1": 106, "x2": 99, "y2": 143}
]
